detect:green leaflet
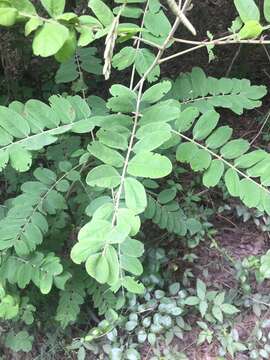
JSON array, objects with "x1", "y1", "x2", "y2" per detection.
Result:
[
  {"x1": 206, "y1": 126, "x2": 233, "y2": 150},
  {"x1": 112, "y1": 47, "x2": 137, "y2": 70},
  {"x1": 33, "y1": 22, "x2": 69, "y2": 57},
  {"x1": 11, "y1": 0, "x2": 37, "y2": 15},
  {"x1": 203, "y1": 160, "x2": 224, "y2": 188},
  {"x1": 193, "y1": 110, "x2": 220, "y2": 140},
  {"x1": 176, "y1": 107, "x2": 199, "y2": 132},
  {"x1": 124, "y1": 177, "x2": 147, "y2": 214},
  {"x1": 238, "y1": 20, "x2": 263, "y2": 39},
  {"x1": 234, "y1": 0, "x2": 260, "y2": 22},
  {"x1": 220, "y1": 139, "x2": 250, "y2": 159},
  {"x1": 141, "y1": 81, "x2": 172, "y2": 104},
  {"x1": 86, "y1": 253, "x2": 110, "y2": 284},
  {"x1": 264, "y1": 0, "x2": 270, "y2": 22},
  {"x1": 88, "y1": 142, "x2": 124, "y2": 168},
  {"x1": 234, "y1": 150, "x2": 267, "y2": 169},
  {"x1": 122, "y1": 276, "x2": 145, "y2": 294},
  {"x1": 127, "y1": 151, "x2": 172, "y2": 179},
  {"x1": 190, "y1": 150, "x2": 212, "y2": 172},
  {"x1": 133, "y1": 128, "x2": 171, "y2": 153},
  {"x1": 140, "y1": 100, "x2": 180, "y2": 125},
  {"x1": 114, "y1": 5, "x2": 143, "y2": 19},
  {"x1": 224, "y1": 169, "x2": 240, "y2": 197},
  {"x1": 157, "y1": 188, "x2": 177, "y2": 204},
  {"x1": 135, "y1": 48, "x2": 160, "y2": 82},
  {"x1": 97, "y1": 128, "x2": 129, "y2": 150},
  {"x1": 120, "y1": 238, "x2": 144, "y2": 258},
  {"x1": 176, "y1": 142, "x2": 199, "y2": 163},
  {"x1": 9, "y1": 145, "x2": 32, "y2": 172},
  {"x1": 55, "y1": 29, "x2": 77, "y2": 63},
  {"x1": 107, "y1": 84, "x2": 137, "y2": 113},
  {"x1": 86, "y1": 165, "x2": 121, "y2": 188},
  {"x1": 88, "y1": 0, "x2": 114, "y2": 26},
  {"x1": 121, "y1": 255, "x2": 143, "y2": 276},
  {"x1": 239, "y1": 178, "x2": 261, "y2": 208},
  {"x1": 0, "y1": 7, "x2": 18, "y2": 26},
  {"x1": 40, "y1": 0, "x2": 65, "y2": 17},
  {"x1": 117, "y1": 208, "x2": 141, "y2": 236}
]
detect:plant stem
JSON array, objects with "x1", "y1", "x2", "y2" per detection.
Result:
[
  {"x1": 133, "y1": 0, "x2": 192, "y2": 91},
  {"x1": 160, "y1": 36, "x2": 270, "y2": 64}
]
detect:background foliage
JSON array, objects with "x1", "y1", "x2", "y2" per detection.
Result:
[{"x1": 0, "y1": 0, "x2": 270, "y2": 359}]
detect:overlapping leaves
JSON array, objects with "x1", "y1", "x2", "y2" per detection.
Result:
[
  {"x1": 0, "y1": 95, "x2": 93, "y2": 172},
  {"x1": 0, "y1": 168, "x2": 69, "y2": 256},
  {"x1": 170, "y1": 67, "x2": 267, "y2": 115},
  {"x1": 175, "y1": 107, "x2": 270, "y2": 214}
]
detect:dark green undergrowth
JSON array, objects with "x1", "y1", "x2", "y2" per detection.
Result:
[{"x1": 1, "y1": 0, "x2": 270, "y2": 359}]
